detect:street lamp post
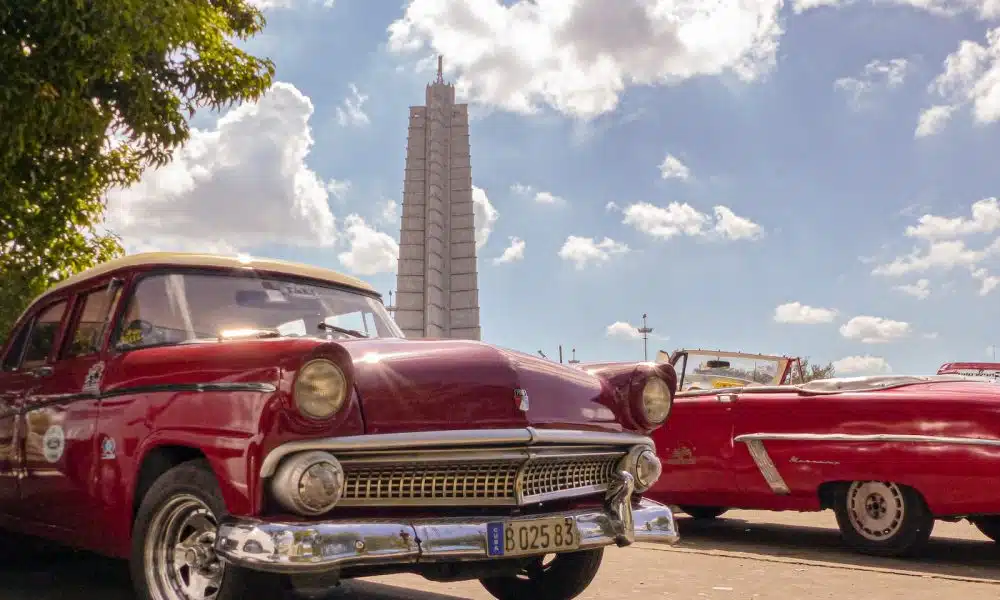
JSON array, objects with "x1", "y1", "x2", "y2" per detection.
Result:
[{"x1": 637, "y1": 313, "x2": 653, "y2": 362}]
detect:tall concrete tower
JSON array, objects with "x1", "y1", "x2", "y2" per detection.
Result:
[{"x1": 393, "y1": 57, "x2": 482, "y2": 340}]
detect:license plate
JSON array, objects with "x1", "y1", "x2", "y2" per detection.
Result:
[{"x1": 486, "y1": 516, "x2": 580, "y2": 557}]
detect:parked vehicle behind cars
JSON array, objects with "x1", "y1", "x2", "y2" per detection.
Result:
[
  {"x1": 0, "y1": 252, "x2": 679, "y2": 600},
  {"x1": 645, "y1": 358, "x2": 1000, "y2": 557}
]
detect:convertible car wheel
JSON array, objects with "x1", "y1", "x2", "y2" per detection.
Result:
[
  {"x1": 679, "y1": 506, "x2": 729, "y2": 520},
  {"x1": 479, "y1": 549, "x2": 604, "y2": 600},
  {"x1": 970, "y1": 516, "x2": 1000, "y2": 542},
  {"x1": 130, "y1": 459, "x2": 294, "y2": 600},
  {"x1": 833, "y1": 481, "x2": 933, "y2": 557}
]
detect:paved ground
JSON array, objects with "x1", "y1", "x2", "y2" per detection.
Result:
[{"x1": 6, "y1": 509, "x2": 1000, "y2": 599}]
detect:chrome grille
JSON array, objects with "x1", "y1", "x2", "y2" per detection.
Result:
[
  {"x1": 342, "y1": 461, "x2": 520, "y2": 504},
  {"x1": 521, "y1": 456, "x2": 621, "y2": 502},
  {"x1": 334, "y1": 448, "x2": 627, "y2": 507}
]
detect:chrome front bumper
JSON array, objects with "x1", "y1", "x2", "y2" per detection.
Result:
[{"x1": 214, "y1": 474, "x2": 678, "y2": 574}]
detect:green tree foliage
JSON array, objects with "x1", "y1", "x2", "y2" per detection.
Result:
[
  {"x1": 0, "y1": 0, "x2": 275, "y2": 334},
  {"x1": 789, "y1": 357, "x2": 837, "y2": 383}
]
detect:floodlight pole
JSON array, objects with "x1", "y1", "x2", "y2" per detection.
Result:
[{"x1": 638, "y1": 313, "x2": 653, "y2": 362}]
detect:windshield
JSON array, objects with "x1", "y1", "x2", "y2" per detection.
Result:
[
  {"x1": 115, "y1": 271, "x2": 402, "y2": 350},
  {"x1": 668, "y1": 350, "x2": 793, "y2": 391}
]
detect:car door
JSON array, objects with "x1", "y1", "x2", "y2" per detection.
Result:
[
  {"x1": 650, "y1": 389, "x2": 739, "y2": 505},
  {"x1": 0, "y1": 319, "x2": 36, "y2": 514},
  {"x1": 20, "y1": 282, "x2": 121, "y2": 539}
]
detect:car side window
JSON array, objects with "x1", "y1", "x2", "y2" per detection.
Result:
[
  {"x1": 20, "y1": 301, "x2": 69, "y2": 369},
  {"x1": 1, "y1": 323, "x2": 31, "y2": 371},
  {"x1": 64, "y1": 286, "x2": 122, "y2": 358}
]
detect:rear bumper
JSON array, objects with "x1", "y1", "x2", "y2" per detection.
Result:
[{"x1": 214, "y1": 497, "x2": 678, "y2": 574}]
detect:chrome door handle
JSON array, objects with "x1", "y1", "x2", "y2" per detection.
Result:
[{"x1": 30, "y1": 366, "x2": 53, "y2": 378}]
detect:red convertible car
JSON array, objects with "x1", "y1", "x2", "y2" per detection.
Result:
[
  {"x1": 646, "y1": 357, "x2": 1000, "y2": 557},
  {"x1": 0, "y1": 252, "x2": 679, "y2": 600}
]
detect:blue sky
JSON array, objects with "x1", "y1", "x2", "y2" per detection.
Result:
[{"x1": 105, "y1": 0, "x2": 1000, "y2": 375}]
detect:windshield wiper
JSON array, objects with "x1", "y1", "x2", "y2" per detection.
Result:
[{"x1": 317, "y1": 323, "x2": 367, "y2": 338}]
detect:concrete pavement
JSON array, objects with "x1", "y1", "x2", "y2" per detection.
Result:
[{"x1": 4, "y1": 509, "x2": 999, "y2": 599}]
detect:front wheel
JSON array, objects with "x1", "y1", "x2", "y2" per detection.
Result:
[
  {"x1": 970, "y1": 516, "x2": 1000, "y2": 542},
  {"x1": 832, "y1": 481, "x2": 933, "y2": 557},
  {"x1": 680, "y1": 506, "x2": 728, "y2": 520},
  {"x1": 130, "y1": 459, "x2": 294, "y2": 600},
  {"x1": 479, "y1": 549, "x2": 604, "y2": 600}
]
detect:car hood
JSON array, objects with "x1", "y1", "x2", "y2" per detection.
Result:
[{"x1": 339, "y1": 338, "x2": 624, "y2": 434}]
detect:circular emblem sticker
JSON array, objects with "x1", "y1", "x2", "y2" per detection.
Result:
[{"x1": 42, "y1": 425, "x2": 65, "y2": 463}]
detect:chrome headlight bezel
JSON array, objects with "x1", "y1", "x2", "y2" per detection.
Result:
[
  {"x1": 619, "y1": 445, "x2": 663, "y2": 493},
  {"x1": 639, "y1": 375, "x2": 673, "y2": 426},
  {"x1": 293, "y1": 359, "x2": 348, "y2": 420},
  {"x1": 271, "y1": 450, "x2": 345, "y2": 516}
]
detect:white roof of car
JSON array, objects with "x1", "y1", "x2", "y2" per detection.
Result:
[{"x1": 19, "y1": 252, "x2": 377, "y2": 324}]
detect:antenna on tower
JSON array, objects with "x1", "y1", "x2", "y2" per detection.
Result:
[{"x1": 436, "y1": 55, "x2": 444, "y2": 83}]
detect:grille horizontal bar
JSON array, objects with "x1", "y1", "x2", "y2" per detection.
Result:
[{"x1": 334, "y1": 447, "x2": 628, "y2": 507}]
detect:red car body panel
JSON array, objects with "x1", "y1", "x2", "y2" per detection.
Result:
[
  {"x1": 646, "y1": 380, "x2": 1000, "y2": 517},
  {"x1": 0, "y1": 256, "x2": 675, "y2": 560}
]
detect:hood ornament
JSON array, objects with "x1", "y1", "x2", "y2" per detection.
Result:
[{"x1": 514, "y1": 388, "x2": 529, "y2": 412}]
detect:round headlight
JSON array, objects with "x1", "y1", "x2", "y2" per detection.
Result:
[
  {"x1": 294, "y1": 359, "x2": 347, "y2": 420},
  {"x1": 618, "y1": 446, "x2": 663, "y2": 493},
  {"x1": 271, "y1": 451, "x2": 344, "y2": 515},
  {"x1": 641, "y1": 376, "x2": 672, "y2": 425},
  {"x1": 634, "y1": 448, "x2": 662, "y2": 491}
]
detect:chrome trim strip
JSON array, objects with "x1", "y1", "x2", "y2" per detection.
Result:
[
  {"x1": 734, "y1": 432, "x2": 1000, "y2": 447},
  {"x1": 260, "y1": 428, "x2": 653, "y2": 478},
  {"x1": 214, "y1": 498, "x2": 678, "y2": 574},
  {"x1": 742, "y1": 439, "x2": 790, "y2": 495}
]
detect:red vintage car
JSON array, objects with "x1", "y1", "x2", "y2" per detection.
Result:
[
  {"x1": 645, "y1": 353, "x2": 1000, "y2": 557},
  {"x1": 0, "y1": 252, "x2": 679, "y2": 600},
  {"x1": 937, "y1": 361, "x2": 1000, "y2": 379}
]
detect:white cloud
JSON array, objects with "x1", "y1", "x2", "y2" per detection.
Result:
[
  {"x1": 494, "y1": 237, "x2": 526, "y2": 264},
  {"x1": 472, "y1": 185, "x2": 498, "y2": 249},
  {"x1": 773, "y1": 302, "x2": 838, "y2": 324},
  {"x1": 915, "y1": 104, "x2": 957, "y2": 137},
  {"x1": 659, "y1": 154, "x2": 691, "y2": 180},
  {"x1": 839, "y1": 315, "x2": 912, "y2": 343},
  {"x1": 894, "y1": 278, "x2": 931, "y2": 298},
  {"x1": 105, "y1": 82, "x2": 337, "y2": 254},
  {"x1": 380, "y1": 199, "x2": 399, "y2": 224},
  {"x1": 605, "y1": 201, "x2": 621, "y2": 212},
  {"x1": 623, "y1": 202, "x2": 763, "y2": 241},
  {"x1": 335, "y1": 83, "x2": 370, "y2": 127},
  {"x1": 919, "y1": 27, "x2": 1000, "y2": 136},
  {"x1": 923, "y1": 332, "x2": 940, "y2": 339},
  {"x1": 606, "y1": 321, "x2": 641, "y2": 339},
  {"x1": 972, "y1": 267, "x2": 1000, "y2": 294},
  {"x1": 872, "y1": 239, "x2": 994, "y2": 276},
  {"x1": 558, "y1": 236, "x2": 630, "y2": 269},
  {"x1": 905, "y1": 197, "x2": 1000, "y2": 239},
  {"x1": 510, "y1": 183, "x2": 565, "y2": 204},
  {"x1": 388, "y1": 0, "x2": 785, "y2": 119},
  {"x1": 873, "y1": 199, "x2": 1000, "y2": 290},
  {"x1": 833, "y1": 355, "x2": 892, "y2": 374},
  {"x1": 337, "y1": 215, "x2": 399, "y2": 276},
  {"x1": 793, "y1": 0, "x2": 1000, "y2": 19},
  {"x1": 326, "y1": 178, "x2": 351, "y2": 200},
  {"x1": 834, "y1": 58, "x2": 909, "y2": 109},
  {"x1": 534, "y1": 191, "x2": 564, "y2": 204}
]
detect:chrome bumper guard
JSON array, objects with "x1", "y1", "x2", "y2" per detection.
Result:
[{"x1": 214, "y1": 472, "x2": 678, "y2": 574}]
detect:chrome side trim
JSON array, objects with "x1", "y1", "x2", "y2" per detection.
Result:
[
  {"x1": 260, "y1": 428, "x2": 653, "y2": 478},
  {"x1": 742, "y1": 439, "x2": 790, "y2": 495},
  {"x1": 734, "y1": 432, "x2": 1000, "y2": 447},
  {"x1": 214, "y1": 499, "x2": 678, "y2": 574}
]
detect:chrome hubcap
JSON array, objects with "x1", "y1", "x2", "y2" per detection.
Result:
[
  {"x1": 145, "y1": 495, "x2": 225, "y2": 600},
  {"x1": 847, "y1": 481, "x2": 904, "y2": 542}
]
